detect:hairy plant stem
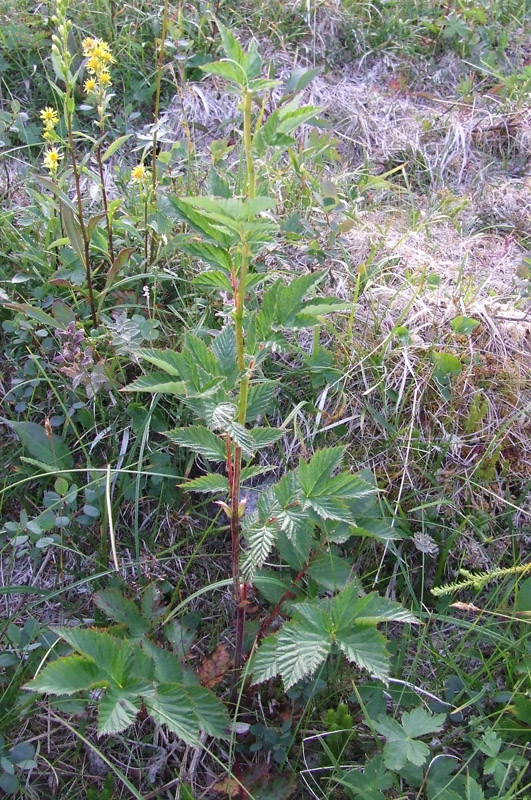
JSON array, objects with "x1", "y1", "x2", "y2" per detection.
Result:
[
  {"x1": 66, "y1": 110, "x2": 97, "y2": 328},
  {"x1": 230, "y1": 239, "x2": 251, "y2": 701},
  {"x1": 243, "y1": 90, "x2": 255, "y2": 200},
  {"x1": 149, "y1": 0, "x2": 169, "y2": 263},
  {"x1": 230, "y1": 93, "x2": 256, "y2": 699}
]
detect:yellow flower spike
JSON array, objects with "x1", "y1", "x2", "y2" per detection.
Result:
[
  {"x1": 40, "y1": 107, "x2": 59, "y2": 128},
  {"x1": 43, "y1": 148, "x2": 63, "y2": 175},
  {"x1": 131, "y1": 165, "x2": 147, "y2": 183}
]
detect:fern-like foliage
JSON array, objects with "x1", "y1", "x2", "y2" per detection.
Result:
[
  {"x1": 250, "y1": 582, "x2": 418, "y2": 688},
  {"x1": 431, "y1": 562, "x2": 531, "y2": 597}
]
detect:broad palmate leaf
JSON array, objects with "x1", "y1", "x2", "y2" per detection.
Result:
[
  {"x1": 251, "y1": 581, "x2": 418, "y2": 687},
  {"x1": 26, "y1": 627, "x2": 230, "y2": 741},
  {"x1": 374, "y1": 708, "x2": 446, "y2": 770}
]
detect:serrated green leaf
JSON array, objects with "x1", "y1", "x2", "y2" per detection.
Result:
[
  {"x1": 123, "y1": 374, "x2": 185, "y2": 395},
  {"x1": 225, "y1": 420, "x2": 255, "y2": 457},
  {"x1": 277, "y1": 103, "x2": 322, "y2": 134},
  {"x1": 248, "y1": 428, "x2": 284, "y2": 449},
  {"x1": 277, "y1": 524, "x2": 313, "y2": 568},
  {"x1": 200, "y1": 59, "x2": 248, "y2": 85},
  {"x1": 308, "y1": 553, "x2": 353, "y2": 591},
  {"x1": 179, "y1": 473, "x2": 229, "y2": 493},
  {"x1": 193, "y1": 270, "x2": 233, "y2": 292},
  {"x1": 292, "y1": 603, "x2": 333, "y2": 636},
  {"x1": 166, "y1": 426, "x2": 227, "y2": 461},
  {"x1": 250, "y1": 634, "x2": 279, "y2": 684},
  {"x1": 134, "y1": 349, "x2": 182, "y2": 376},
  {"x1": 385, "y1": 736, "x2": 429, "y2": 769},
  {"x1": 304, "y1": 495, "x2": 354, "y2": 523},
  {"x1": 336, "y1": 627, "x2": 390, "y2": 682},
  {"x1": 276, "y1": 622, "x2": 331, "y2": 689},
  {"x1": 145, "y1": 684, "x2": 200, "y2": 745},
  {"x1": 207, "y1": 402, "x2": 237, "y2": 431},
  {"x1": 98, "y1": 688, "x2": 140, "y2": 735},
  {"x1": 349, "y1": 593, "x2": 418, "y2": 626},
  {"x1": 465, "y1": 777, "x2": 485, "y2": 800},
  {"x1": 284, "y1": 66, "x2": 322, "y2": 94},
  {"x1": 244, "y1": 521, "x2": 278, "y2": 575},
  {"x1": 182, "y1": 195, "x2": 275, "y2": 221},
  {"x1": 142, "y1": 640, "x2": 185, "y2": 684},
  {"x1": 294, "y1": 298, "x2": 351, "y2": 322},
  {"x1": 240, "y1": 465, "x2": 275, "y2": 482},
  {"x1": 168, "y1": 196, "x2": 233, "y2": 246},
  {"x1": 246, "y1": 381, "x2": 278, "y2": 421},
  {"x1": 352, "y1": 518, "x2": 400, "y2": 542},
  {"x1": 212, "y1": 326, "x2": 238, "y2": 383},
  {"x1": 184, "y1": 333, "x2": 219, "y2": 376},
  {"x1": 298, "y1": 447, "x2": 345, "y2": 496},
  {"x1": 93, "y1": 589, "x2": 149, "y2": 639},
  {"x1": 186, "y1": 685, "x2": 230, "y2": 738},
  {"x1": 53, "y1": 627, "x2": 133, "y2": 686},
  {"x1": 337, "y1": 755, "x2": 393, "y2": 800},
  {"x1": 26, "y1": 655, "x2": 105, "y2": 695},
  {"x1": 375, "y1": 707, "x2": 445, "y2": 771}
]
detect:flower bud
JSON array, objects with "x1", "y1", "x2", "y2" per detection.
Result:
[{"x1": 214, "y1": 500, "x2": 232, "y2": 519}]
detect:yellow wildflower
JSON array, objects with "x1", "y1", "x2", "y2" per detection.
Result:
[
  {"x1": 40, "y1": 107, "x2": 59, "y2": 128},
  {"x1": 87, "y1": 54, "x2": 102, "y2": 74},
  {"x1": 43, "y1": 148, "x2": 63, "y2": 175},
  {"x1": 131, "y1": 165, "x2": 147, "y2": 182},
  {"x1": 81, "y1": 37, "x2": 96, "y2": 56},
  {"x1": 93, "y1": 42, "x2": 114, "y2": 62},
  {"x1": 84, "y1": 77, "x2": 97, "y2": 93},
  {"x1": 98, "y1": 70, "x2": 112, "y2": 86}
]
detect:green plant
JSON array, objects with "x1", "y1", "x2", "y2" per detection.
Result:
[
  {"x1": 374, "y1": 706, "x2": 446, "y2": 771},
  {"x1": 27, "y1": 624, "x2": 229, "y2": 741},
  {"x1": 23, "y1": 22, "x2": 417, "y2": 781},
  {"x1": 320, "y1": 701, "x2": 353, "y2": 764},
  {"x1": 0, "y1": 737, "x2": 37, "y2": 795}
]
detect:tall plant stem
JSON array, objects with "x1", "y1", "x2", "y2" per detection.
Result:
[
  {"x1": 230, "y1": 91, "x2": 256, "y2": 696},
  {"x1": 66, "y1": 111, "x2": 97, "y2": 328},
  {"x1": 243, "y1": 90, "x2": 255, "y2": 200},
  {"x1": 97, "y1": 142, "x2": 115, "y2": 264},
  {"x1": 230, "y1": 239, "x2": 251, "y2": 699},
  {"x1": 149, "y1": 0, "x2": 169, "y2": 263}
]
